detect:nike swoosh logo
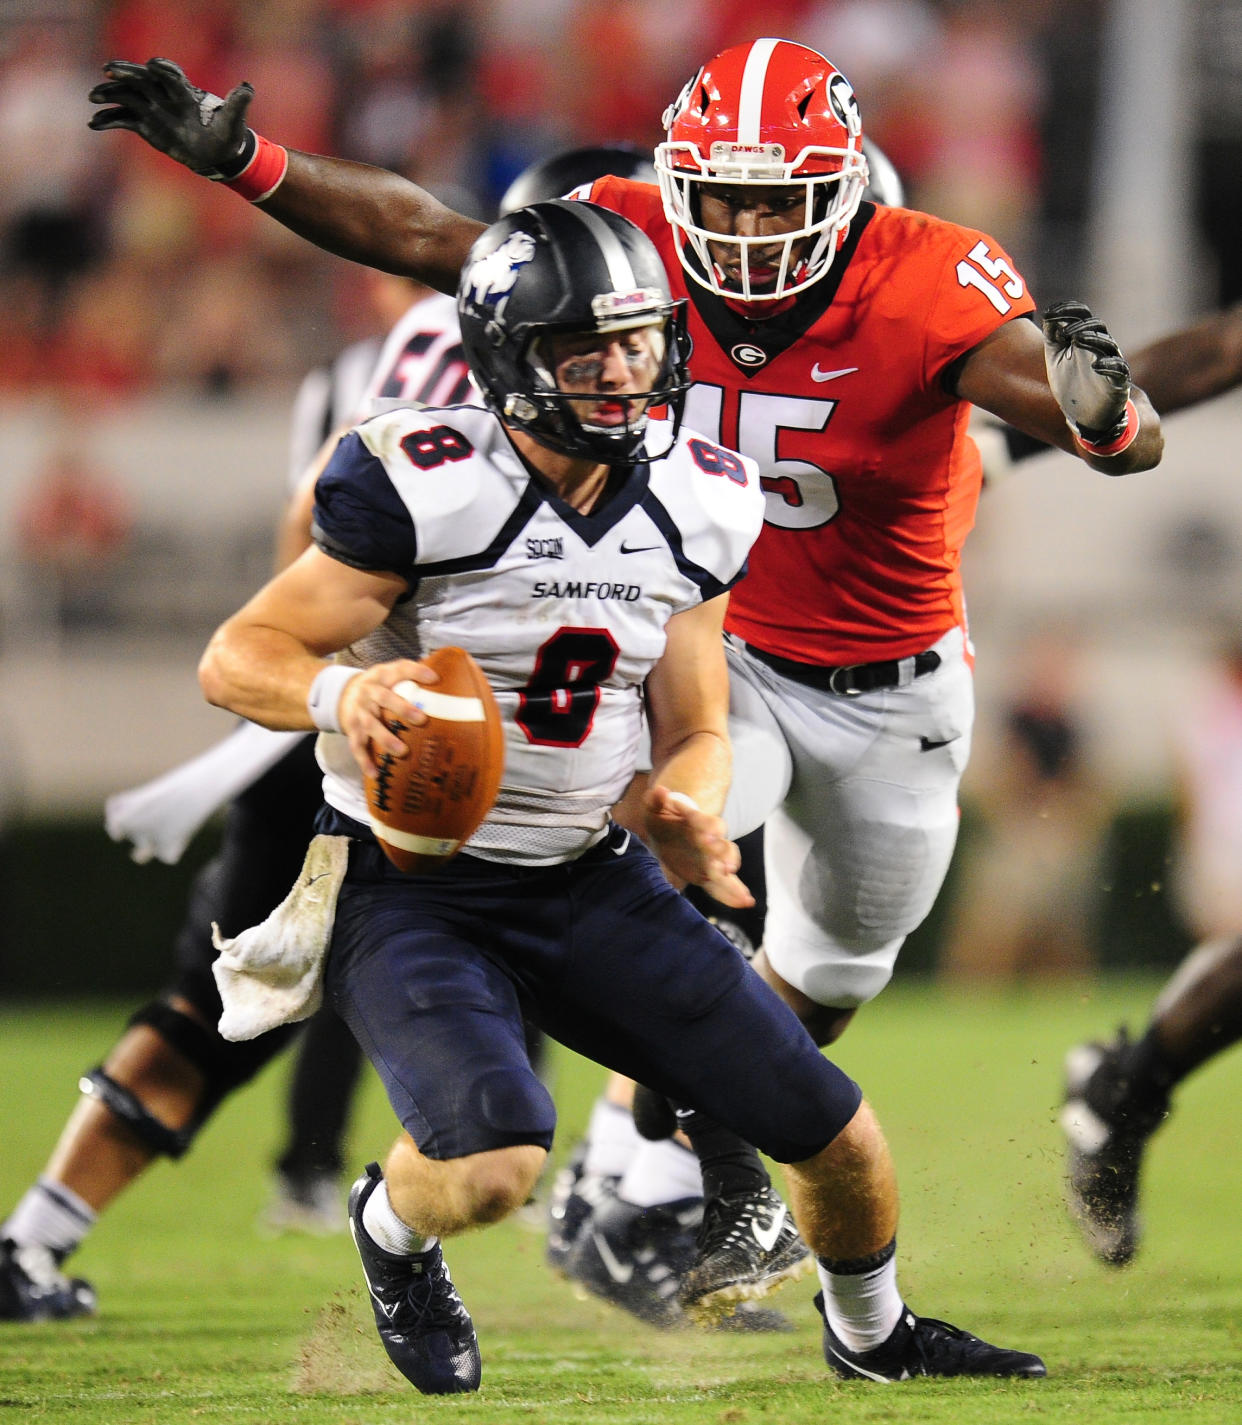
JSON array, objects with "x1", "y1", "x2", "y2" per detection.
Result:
[
  {"x1": 611, "y1": 830, "x2": 631, "y2": 856},
  {"x1": 752, "y1": 1202, "x2": 788, "y2": 1253},
  {"x1": 810, "y1": 364, "x2": 859, "y2": 383},
  {"x1": 368, "y1": 1283, "x2": 401, "y2": 1320},
  {"x1": 825, "y1": 1339, "x2": 909, "y2": 1382},
  {"x1": 590, "y1": 1228, "x2": 634, "y2": 1283},
  {"x1": 620, "y1": 541, "x2": 660, "y2": 554},
  {"x1": 919, "y1": 735, "x2": 958, "y2": 752}
]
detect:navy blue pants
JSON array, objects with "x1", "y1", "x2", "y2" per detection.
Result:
[{"x1": 321, "y1": 815, "x2": 862, "y2": 1163}]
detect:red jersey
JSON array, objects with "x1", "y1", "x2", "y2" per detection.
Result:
[{"x1": 588, "y1": 178, "x2": 1036, "y2": 665}]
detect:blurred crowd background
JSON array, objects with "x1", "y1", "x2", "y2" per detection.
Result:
[{"x1": 3, "y1": 0, "x2": 1242, "y2": 992}]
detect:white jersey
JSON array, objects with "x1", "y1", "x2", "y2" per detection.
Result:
[
  {"x1": 312, "y1": 403, "x2": 763, "y2": 865},
  {"x1": 360, "y1": 292, "x2": 474, "y2": 413}
]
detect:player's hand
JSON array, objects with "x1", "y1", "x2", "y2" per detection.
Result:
[
  {"x1": 642, "y1": 786, "x2": 755, "y2": 910},
  {"x1": 338, "y1": 660, "x2": 437, "y2": 780},
  {"x1": 1042, "y1": 299, "x2": 1132, "y2": 444},
  {"x1": 88, "y1": 57, "x2": 254, "y2": 177}
]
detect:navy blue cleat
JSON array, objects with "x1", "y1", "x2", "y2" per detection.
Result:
[
  {"x1": 564, "y1": 1186, "x2": 793, "y2": 1332},
  {"x1": 815, "y1": 1294, "x2": 1046, "y2": 1380},
  {"x1": 347, "y1": 1163, "x2": 481, "y2": 1394}
]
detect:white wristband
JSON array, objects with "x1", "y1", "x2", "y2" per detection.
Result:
[{"x1": 307, "y1": 664, "x2": 362, "y2": 733}]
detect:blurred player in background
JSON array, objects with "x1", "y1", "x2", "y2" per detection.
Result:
[
  {"x1": 86, "y1": 37, "x2": 1163, "y2": 1341},
  {"x1": 967, "y1": 240, "x2": 1242, "y2": 1270},
  {"x1": 1062, "y1": 937, "x2": 1242, "y2": 1266},
  {"x1": 1062, "y1": 640, "x2": 1242, "y2": 1266}
]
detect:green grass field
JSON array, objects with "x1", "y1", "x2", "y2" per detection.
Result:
[{"x1": 2, "y1": 978, "x2": 1240, "y2": 1424}]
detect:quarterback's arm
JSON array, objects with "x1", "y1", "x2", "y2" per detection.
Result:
[
  {"x1": 956, "y1": 315, "x2": 1163, "y2": 474},
  {"x1": 199, "y1": 546, "x2": 432, "y2": 776},
  {"x1": 641, "y1": 594, "x2": 753, "y2": 908}
]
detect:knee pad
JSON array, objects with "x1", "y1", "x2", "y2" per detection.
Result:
[
  {"x1": 129, "y1": 996, "x2": 298, "y2": 1103},
  {"x1": 79, "y1": 1067, "x2": 196, "y2": 1160},
  {"x1": 470, "y1": 1066, "x2": 556, "y2": 1148},
  {"x1": 82, "y1": 998, "x2": 298, "y2": 1158}
]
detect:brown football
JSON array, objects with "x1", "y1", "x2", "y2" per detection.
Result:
[{"x1": 364, "y1": 646, "x2": 505, "y2": 874}]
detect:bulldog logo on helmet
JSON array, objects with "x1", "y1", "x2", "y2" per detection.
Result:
[{"x1": 464, "y1": 232, "x2": 537, "y2": 312}]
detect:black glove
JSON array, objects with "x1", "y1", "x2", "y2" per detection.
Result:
[
  {"x1": 1042, "y1": 299, "x2": 1132, "y2": 445},
  {"x1": 88, "y1": 57, "x2": 255, "y2": 179}
]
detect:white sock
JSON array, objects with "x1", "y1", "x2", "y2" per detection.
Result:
[
  {"x1": 361, "y1": 1178, "x2": 435, "y2": 1257},
  {"x1": 581, "y1": 1098, "x2": 642, "y2": 1179},
  {"x1": 617, "y1": 1137, "x2": 703, "y2": 1207},
  {"x1": 817, "y1": 1249, "x2": 903, "y2": 1353},
  {"x1": 2, "y1": 1178, "x2": 96, "y2": 1258}
]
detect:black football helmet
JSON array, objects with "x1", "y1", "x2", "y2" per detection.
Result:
[
  {"x1": 458, "y1": 200, "x2": 691, "y2": 466},
  {"x1": 861, "y1": 136, "x2": 904, "y2": 207},
  {"x1": 498, "y1": 143, "x2": 657, "y2": 215}
]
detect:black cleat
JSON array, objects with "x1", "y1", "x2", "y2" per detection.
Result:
[
  {"x1": 677, "y1": 1183, "x2": 811, "y2": 1325},
  {"x1": 1061, "y1": 1030, "x2": 1168, "y2": 1266},
  {"x1": 816, "y1": 1295, "x2": 1047, "y2": 1380},
  {"x1": 347, "y1": 1163, "x2": 480, "y2": 1394},
  {"x1": 0, "y1": 1239, "x2": 96, "y2": 1322}
]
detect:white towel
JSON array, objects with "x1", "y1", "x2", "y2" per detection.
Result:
[
  {"x1": 211, "y1": 834, "x2": 350, "y2": 1041},
  {"x1": 105, "y1": 722, "x2": 307, "y2": 865}
]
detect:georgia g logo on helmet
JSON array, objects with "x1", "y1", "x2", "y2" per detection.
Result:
[{"x1": 827, "y1": 72, "x2": 861, "y2": 138}]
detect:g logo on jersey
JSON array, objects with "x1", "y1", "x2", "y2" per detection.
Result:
[
  {"x1": 731, "y1": 343, "x2": 768, "y2": 368},
  {"x1": 464, "y1": 232, "x2": 536, "y2": 312},
  {"x1": 827, "y1": 73, "x2": 861, "y2": 137}
]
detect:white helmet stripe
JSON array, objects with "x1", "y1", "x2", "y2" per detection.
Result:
[
  {"x1": 557, "y1": 199, "x2": 637, "y2": 292},
  {"x1": 737, "y1": 37, "x2": 781, "y2": 146}
]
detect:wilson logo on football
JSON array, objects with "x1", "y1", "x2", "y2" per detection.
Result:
[{"x1": 364, "y1": 647, "x2": 505, "y2": 874}]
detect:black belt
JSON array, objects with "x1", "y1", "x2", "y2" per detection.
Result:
[{"x1": 744, "y1": 643, "x2": 941, "y2": 696}]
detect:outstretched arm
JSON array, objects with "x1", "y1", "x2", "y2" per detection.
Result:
[
  {"x1": 88, "y1": 57, "x2": 483, "y2": 290},
  {"x1": 263, "y1": 151, "x2": 482, "y2": 289}
]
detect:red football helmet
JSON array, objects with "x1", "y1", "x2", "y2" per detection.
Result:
[{"x1": 655, "y1": 37, "x2": 868, "y2": 302}]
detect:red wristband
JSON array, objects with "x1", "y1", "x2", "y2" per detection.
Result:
[
  {"x1": 221, "y1": 132, "x2": 288, "y2": 203},
  {"x1": 1075, "y1": 398, "x2": 1139, "y2": 457}
]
